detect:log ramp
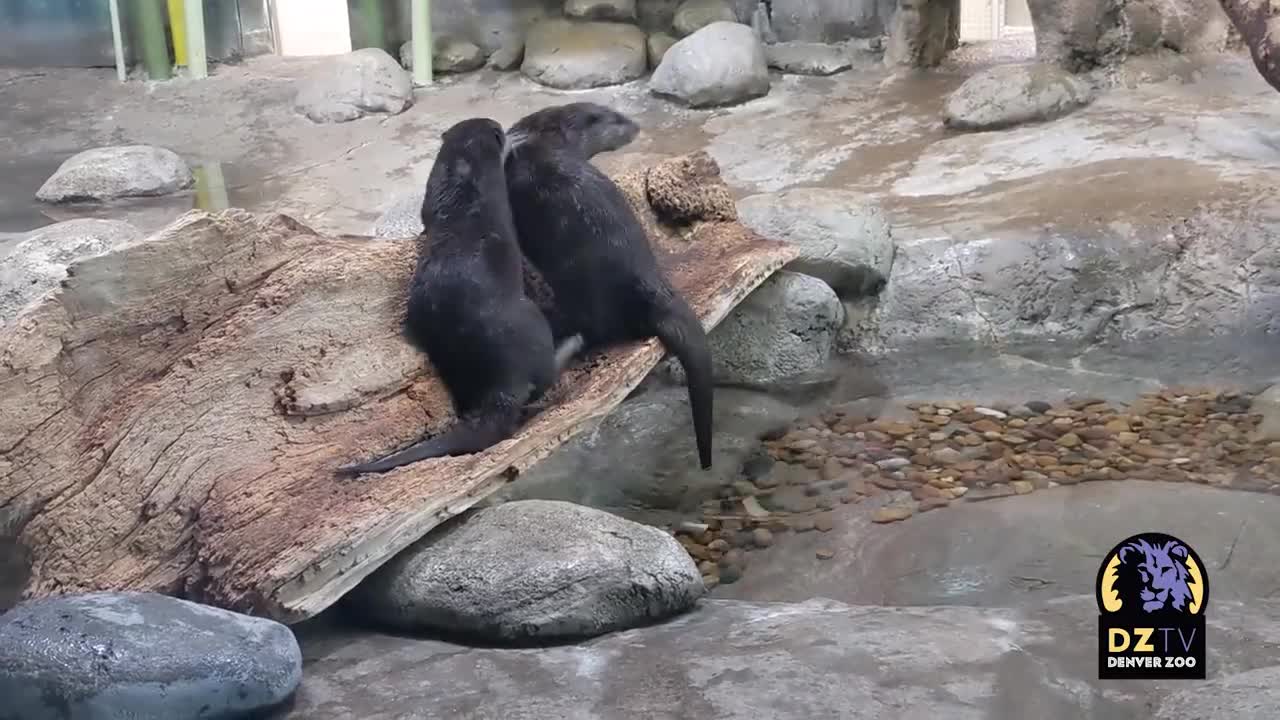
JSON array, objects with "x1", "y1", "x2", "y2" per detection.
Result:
[{"x1": 0, "y1": 152, "x2": 797, "y2": 623}]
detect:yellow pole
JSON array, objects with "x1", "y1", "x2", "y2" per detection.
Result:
[{"x1": 167, "y1": 0, "x2": 189, "y2": 66}]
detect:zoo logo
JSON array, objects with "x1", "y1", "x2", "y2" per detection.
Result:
[{"x1": 1096, "y1": 532, "x2": 1208, "y2": 680}]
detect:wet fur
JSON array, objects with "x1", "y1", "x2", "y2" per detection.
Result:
[
  {"x1": 505, "y1": 102, "x2": 715, "y2": 469},
  {"x1": 337, "y1": 118, "x2": 580, "y2": 476}
]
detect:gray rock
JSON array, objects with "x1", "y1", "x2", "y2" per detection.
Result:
[
  {"x1": 647, "y1": 31, "x2": 678, "y2": 68},
  {"x1": 764, "y1": 41, "x2": 854, "y2": 75},
  {"x1": 398, "y1": 37, "x2": 485, "y2": 74},
  {"x1": 487, "y1": 38, "x2": 526, "y2": 70},
  {"x1": 672, "y1": 0, "x2": 737, "y2": 37},
  {"x1": 294, "y1": 48, "x2": 413, "y2": 124},
  {"x1": 704, "y1": 270, "x2": 843, "y2": 388},
  {"x1": 944, "y1": 62, "x2": 1095, "y2": 132},
  {"x1": 1252, "y1": 383, "x2": 1280, "y2": 441},
  {"x1": 750, "y1": 1, "x2": 777, "y2": 42},
  {"x1": 1154, "y1": 665, "x2": 1280, "y2": 719},
  {"x1": 770, "y1": 0, "x2": 887, "y2": 42},
  {"x1": 884, "y1": 0, "x2": 957, "y2": 69},
  {"x1": 522, "y1": 18, "x2": 648, "y2": 89},
  {"x1": 36, "y1": 146, "x2": 193, "y2": 203},
  {"x1": 0, "y1": 219, "x2": 142, "y2": 325},
  {"x1": 0, "y1": 591, "x2": 302, "y2": 720},
  {"x1": 372, "y1": 188, "x2": 426, "y2": 238},
  {"x1": 494, "y1": 386, "x2": 799, "y2": 523},
  {"x1": 392, "y1": 1, "x2": 554, "y2": 56},
  {"x1": 637, "y1": 0, "x2": 682, "y2": 30},
  {"x1": 737, "y1": 189, "x2": 894, "y2": 300},
  {"x1": 650, "y1": 21, "x2": 770, "y2": 108},
  {"x1": 347, "y1": 499, "x2": 704, "y2": 642},
  {"x1": 1028, "y1": 0, "x2": 1231, "y2": 72},
  {"x1": 564, "y1": 0, "x2": 636, "y2": 21}
]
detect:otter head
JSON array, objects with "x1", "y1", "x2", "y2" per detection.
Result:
[
  {"x1": 422, "y1": 117, "x2": 508, "y2": 229},
  {"x1": 507, "y1": 102, "x2": 640, "y2": 159}
]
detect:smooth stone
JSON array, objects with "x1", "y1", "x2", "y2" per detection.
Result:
[
  {"x1": 522, "y1": 19, "x2": 648, "y2": 89},
  {"x1": 36, "y1": 145, "x2": 193, "y2": 203},
  {"x1": 944, "y1": 62, "x2": 1096, "y2": 132},
  {"x1": 650, "y1": 21, "x2": 770, "y2": 108},
  {"x1": 294, "y1": 48, "x2": 413, "y2": 123}
]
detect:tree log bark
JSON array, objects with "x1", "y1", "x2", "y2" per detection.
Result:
[
  {"x1": 1217, "y1": 0, "x2": 1280, "y2": 93},
  {"x1": 0, "y1": 152, "x2": 797, "y2": 623}
]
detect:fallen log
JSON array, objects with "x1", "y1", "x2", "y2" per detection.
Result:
[{"x1": 0, "y1": 152, "x2": 796, "y2": 623}]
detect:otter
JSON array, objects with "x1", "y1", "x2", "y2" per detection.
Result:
[
  {"x1": 337, "y1": 118, "x2": 581, "y2": 476},
  {"x1": 505, "y1": 102, "x2": 714, "y2": 469}
]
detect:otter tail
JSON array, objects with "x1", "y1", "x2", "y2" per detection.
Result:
[
  {"x1": 654, "y1": 298, "x2": 714, "y2": 469},
  {"x1": 335, "y1": 405, "x2": 522, "y2": 477}
]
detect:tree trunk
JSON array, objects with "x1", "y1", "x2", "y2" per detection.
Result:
[
  {"x1": 0, "y1": 151, "x2": 797, "y2": 623},
  {"x1": 1217, "y1": 0, "x2": 1280, "y2": 94}
]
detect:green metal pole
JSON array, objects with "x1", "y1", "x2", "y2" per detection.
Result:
[
  {"x1": 358, "y1": 0, "x2": 386, "y2": 51},
  {"x1": 411, "y1": 0, "x2": 432, "y2": 85},
  {"x1": 133, "y1": 0, "x2": 173, "y2": 80},
  {"x1": 184, "y1": 0, "x2": 207, "y2": 78},
  {"x1": 108, "y1": 0, "x2": 128, "y2": 81}
]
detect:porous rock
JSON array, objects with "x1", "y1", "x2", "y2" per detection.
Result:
[
  {"x1": 522, "y1": 18, "x2": 649, "y2": 89},
  {"x1": 703, "y1": 270, "x2": 843, "y2": 388},
  {"x1": 736, "y1": 188, "x2": 894, "y2": 299},
  {"x1": 294, "y1": 47, "x2": 413, "y2": 123},
  {"x1": 36, "y1": 146, "x2": 193, "y2": 203},
  {"x1": 346, "y1": 499, "x2": 704, "y2": 642},
  {"x1": 0, "y1": 591, "x2": 302, "y2": 720},
  {"x1": 764, "y1": 41, "x2": 855, "y2": 75},
  {"x1": 944, "y1": 62, "x2": 1096, "y2": 132},
  {"x1": 650, "y1": 21, "x2": 770, "y2": 107},
  {"x1": 399, "y1": 37, "x2": 485, "y2": 73},
  {"x1": 564, "y1": 0, "x2": 636, "y2": 21},
  {"x1": 673, "y1": 0, "x2": 738, "y2": 37},
  {"x1": 0, "y1": 219, "x2": 143, "y2": 325}
]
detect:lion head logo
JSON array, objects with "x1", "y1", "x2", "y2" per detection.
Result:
[{"x1": 1098, "y1": 533, "x2": 1206, "y2": 616}]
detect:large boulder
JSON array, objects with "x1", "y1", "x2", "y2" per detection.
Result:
[
  {"x1": 702, "y1": 270, "x2": 843, "y2": 388},
  {"x1": 0, "y1": 591, "x2": 302, "y2": 720},
  {"x1": 294, "y1": 48, "x2": 413, "y2": 123},
  {"x1": 647, "y1": 31, "x2": 678, "y2": 68},
  {"x1": 764, "y1": 41, "x2": 855, "y2": 75},
  {"x1": 673, "y1": 0, "x2": 738, "y2": 36},
  {"x1": 736, "y1": 189, "x2": 894, "y2": 300},
  {"x1": 943, "y1": 62, "x2": 1096, "y2": 132},
  {"x1": 521, "y1": 18, "x2": 649, "y2": 89},
  {"x1": 36, "y1": 146, "x2": 193, "y2": 203},
  {"x1": 493, "y1": 386, "x2": 800, "y2": 522},
  {"x1": 1028, "y1": 0, "x2": 1232, "y2": 72},
  {"x1": 346, "y1": 499, "x2": 704, "y2": 642},
  {"x1": 564, "y1": 0, "x2": 636, "y2": 21},
  {"x1": 650, "y1": 21, "x2": 770, "y2": 107},
  {"x1": 769, "y1": 0, "x2": 887, "y2": 42},
  {"x1": 398, "y1": 37, "x2": 485, "y2": 74},
  {"x1": 0, "y1": 219, "x2": 142, "y2": 325}
]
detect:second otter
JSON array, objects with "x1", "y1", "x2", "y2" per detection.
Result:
[
  {"x1": 337, "y1": 118, "x2": 580, "y2": 476},
  {"x1": 505, "y1": 102, "x2": 715, "y2": 469}
]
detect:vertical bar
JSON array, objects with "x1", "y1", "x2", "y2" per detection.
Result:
[
  {"x1": 411, "y1": 0, "x2": 432, "y2": 86},
  {"x1": 134, "y1": 0, "x2": 174, "y2": 80},
  {"x1": 357, "y1": 0, "x2": 386, "y2": 51},
  {"x1": 167, "y1": 0, "x2": 189, "y2": 66},
  {"x1": 108, "y1": 0, "x2": 128, "y2": 81},
  {"x1": 185, "y1": 0, "x2": 208, "y2": 78}
]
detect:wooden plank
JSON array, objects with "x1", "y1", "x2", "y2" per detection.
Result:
[{"x1": 0, "y1": 152, "x2": 797, "y2": 623}]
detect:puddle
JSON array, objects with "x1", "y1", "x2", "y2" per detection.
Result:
[{"x1": 0, "y1": 158, "x2": 273, "y2": 235}]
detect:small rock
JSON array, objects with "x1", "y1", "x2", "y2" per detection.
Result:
[
  {"x1": 37, "y1": 145, "x2": 193, "y2": 202},
  {"x1": 814, "y1": 512, "x2": 835, "y2": 532},
  {"x1": 399, "y1": 37, "x2": 485, "y2": 73},
  {"x1": 295, "y1": 48, "x2": 413, "y2": 123},
  {"x1": 741, "y1": 495, "x2": 770, "y2": 519},
  {"x1": 708, "y1": 538, "x2": 731, "y2": 553},
  {"x1": 752, "y1": 527, "x2": 774, "y2": 547},
  {"x1": 918, "y1": 497, "x2": 951, "y2": 512},
  {"x1": 0, "y1": 592, "x2": 301, "y2": 720},
  {"x1": 872, "y1": 506, "x2": 914, "y2": 523},
  {"x1": 564, "y1": 0, "x2": 636, "y2": 21},
  {"x1": 974, "y1": 407, "x2": 1008, "y2": 419},
  {"x1": 1104, "y1": 418, "x2": 1131, "y2": 433},
  {"x1": 697, "y1": 560, "x2": 717, "y2": 575},
  {"x1": 487, "y1": 39, "x2": 526, "y2": 70},
  {"x1": 347, "y1": 500, "x2": 704, "y2": 642},
  {"x1": 944, "y1": 62, "x2": 1095, "y2": 132},
  {"x1": 719, "y1": 565, "x2": 742, "y2": 584},
  {"x1": 647, "y1": 32, "x2": 678, "y2": 68},
  {"x1": 1117, "y1": 431, "x2": 1141, "y2": 446},
  {"x1": 673, "y1": 0, "x2": 737, "y2": 36},
  {"x1": 815, "y1": 548, "x2": 836, "y2": 560},
  {"x1": 703, "y1": 574, "x2": 721, "y2": 590},
  {"x1": 1056, "y1": 432, "x2": 1082, "y2": 448},
  {"x1": 1011, "y1": 480, "x2": 1034, "y2": 495},
  {"x1": 523, "y1": 19, "x2": 648, "y2": 89},
  {"x1": 876, "y1": 457, "x2": 910, "y2": 471},
  {"x1": 764, "y1": 41, "x2": 853, "y2": 76},
  {"x1": 931, "y1": 447, "x2": 964, "y2": 465},
  {"x1": 791, "y1": 516, "x2": 817, "y2": 532},
  {"x1": 651, "y1": 21, "x2": 770, "y2": 107},
  {"x1": 731, "y1": 479, "x2": 758, "y2": 496},
  {"x1": 1024, "y1": 401, "x2": 1052, "y2": 414}
]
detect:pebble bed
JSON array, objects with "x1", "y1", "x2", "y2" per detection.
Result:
[{"x1": 672, "y1": 388, "x2": 1274, "y2": 590}]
